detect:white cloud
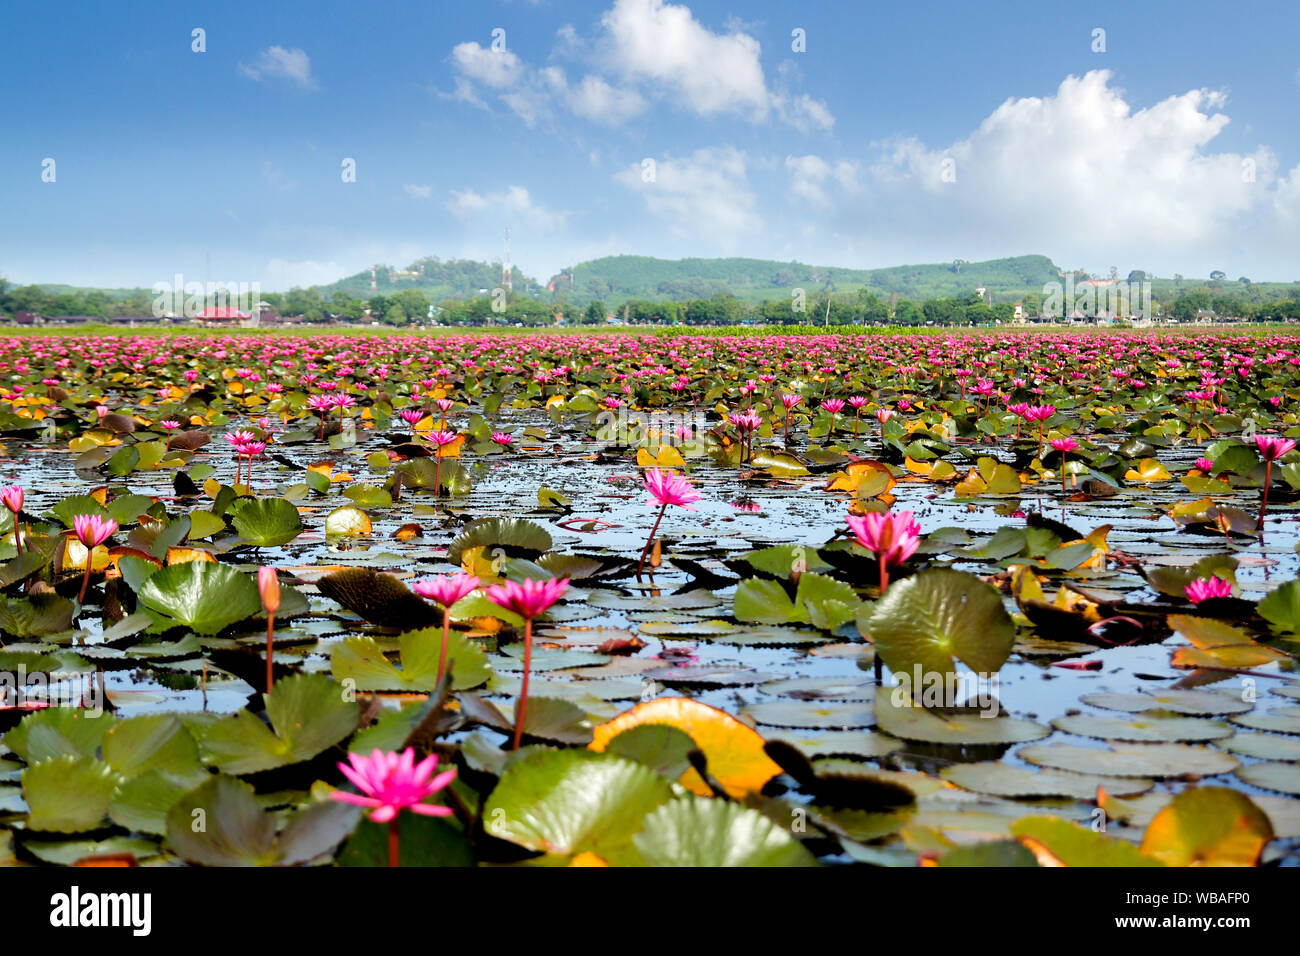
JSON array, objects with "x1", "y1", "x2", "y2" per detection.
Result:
[
  {"x1": 238, "y1": 46, "x2": 317, "y2": 89},
  {"x1": 449, "y1": 42, "x2": 524, "y2": 88},
  {"x1": 856, "y1": 71, "x2": 1272, "y2": 258},
  {"x1": 599, "y1": 0, "x2": 767, "y2": 119},
  {"x1": 403, "y1": 184, "x2": 433, "y2": 200},
  {"x1": 616, "y1": 146, "x2": 761, "y2": 241},
  {"x1": 445, "y1": 0, "x2": 830, "y2": 130},
  {"x1": 543, "y1": 68, "x2": 648, "y2": 125},
  {"x1": 785, "y1": 155, "x2": 859, "y2": 206},
  {"x1": 445, "y1": 185, "x2": 569, "y2": 232}
]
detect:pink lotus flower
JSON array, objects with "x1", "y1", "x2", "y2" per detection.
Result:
[
  {"x1": 1024, "y1": 405, "x2": 1056, "y2": 423},
  {"x1": 73, "y1": 514, "x2": 118, "y2": 549},
  {"x1": 1255, "y1": 435, "x2": 1296, "y2": 462},
  {"x1": 72, "y1": 514, "x2": 118, "y2": 604},
  {"x1": 159, "y1": 420, "x2": 181, "y2": 431},
  {"x1": 875, "y1": 408, "x2": 894, "y2": 424},
  {"x1": 822, "y1": 398, "x2": 846, "y2": 414},
  {"x1": 847, "y1": 509, "x2": 920, "y2": 593},
  {"x1": 490, "y1": 432, "x2": 514, "y2": 445},
  {"x1": 485, "y1": 577, "x2": 570, "y2": 620},
  {"x1": 644, "y1": 469, "x2": 701, "y2": 510},
  {"x1": 413, "y1": 572, "x2": 481, "y2": 608},
  {"x1": 332, "y1": 747, "x2": 457, "y2": 829},
  {"x1": 428, "y1": 430, "x2": 459, "y2": 447},
  {"x1": 847, "y1": 396, "x2": 868, "y2": 410},
  {"x1": 781, "y1": 394, "x2": 802, "y2": 410},
  {"x1": 1050, "y1": 437, "x2": 1079, "y2": 453},
  {"x1": 2, "y1": 486, "x2": 23, "y2": 554},
  {"x1": 1185, "y1": 577, "x2": 1233, "y2": 604},
  {"x1": 399, "y1": 409, "x2": 423, "y2": 428},
  {"x1": 485, "y1": 577, "x2": 571, "y2": 750},
  {"x1": 1193, "y1": 457, "x2": 1214, "y2": 472},
  {"x1": 414, "y1": 572, "x2": 482, "y2": 686},
  {"x1": 1255, "y1": 434, "x2": 1297, "y2": 529}
]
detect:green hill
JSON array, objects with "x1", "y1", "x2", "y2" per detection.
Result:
[
  {"x1": 545, "y1": 254, "x2": 1064, "y2": 306},
  {"x1": 319, "y1": 257, "x2": 544, "y2": 300}
]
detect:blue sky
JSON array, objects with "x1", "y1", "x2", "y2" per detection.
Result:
[{"x1": 3, "y1": 0, "x2": 1299, "y2": 291}]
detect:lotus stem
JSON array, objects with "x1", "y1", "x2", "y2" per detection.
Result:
[
  {"x1": 389, "y1": 818, "x2": 400, "y2": 868},
  {"x1": 511, "y1": 618, "x2": 535, "y2": 750},
  {"x1": 265, "y1": 612, "x2": 275, "y2": 695},
  {"x1": 78, "y1": 560, "x2": 93, "y2": 605},
  {"x1": 1258, "y1": 460, "x2": 1273, "y2": 530},
  {"x1": 638, "y1": 503, "x2": 667, "y2": 579},
  {"x1": 437, "y1": 614, "x2": 451, "y2": 687}
]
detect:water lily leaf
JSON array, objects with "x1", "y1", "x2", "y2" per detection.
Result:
[
  {"x1": 874, "y1": 693, "x2": 1049, "y2": 745},
  {"x1": 201, "y1": 673, "x2": 359, "y2": 774},
  {"x1": 1013, "y1": 816, "x2": 1163, "y2": 867},
  {"x1": 1235, "y1": 762, "x2": 1300, "y2": 796},
  {"x1": 325, "y1": 505, "x2": 372, "y2": 536},
  {"x1": 102, "y1": 714, "x2": 201, "y2": 777},
  {"x1": 1017, "y1": 742, "x2": 1238, "y2": 778},
  {"x1": 605, "y1": 725, "x2": 697, "y2": 780},
  {"x1": 484, "y1": 749, "x2": 673, "y2": 863},
  {"x1": 337, "y1": 811, "x2": 472, "y2": 867},
  {"x1": 750, "y1": 451, "x2": 810, "y2": 477},
  {"x1": 20, "y1": 835, "x2": 160, "y2": 866},
  {"x1": 4, "y1": 707, "x2": 117, "y2": 762},
  {"x1": 1258, "y1": 579, "x2": 1300, "y2": 635},
  {"x1": 136, "y1": 561, "x2": 262, "y2": 634},
  {"x1": 231, "y1": 498, "x2": 305, "y2": 547},
  {"x1": 343, "y1": 484, "x2": 393, "y2": 509},
  {"x1": 166, "y1": 775, "x2": 361, "y2": 866},
  {"x1": 634, "y1": 796, "x2": 818, "y2": 867},
  {"x1": 443, "y1": 518, "x2": 550, "y2": 567},
  {"x1": 109, "y1": 769, "x2": 207, "y2": 835},
  {"x1": 330, "y1": 628, "x2": 492, "y2": 692},
  {"x1": 929, "y1": 841, "x2": 1040, "y2": 867},
  {"x1": 1219, "y1": 732, "x2": 1300, "y2": 760},
  {"x1": 1051, "y1": 714, "x2": 1232, "y2": 742},
  {"x1": 636, "y1": 446, "x2": 687, "y2": 468},
  {"x1": 0, "y1": 593, "x2": 77, "y2": 638},
  {"x1": 1229, "y1": 712, "x2": 1300, "y2": 735},
  {"x1": 759, "y1": 675, "x2": 874, "y2": 701},
  {"x1": 941, "y1": 763, "x2": 1153, "y2": 799},
  {"x1": 1079, "y1": 689, "x2": 1252, "y2": 716},
  {"x1": 863, "y1": 568, "x2": 1015, "y2": 680},
  {"x1": 1125, "y1": 458, "x2": 1172, "y2": 482},
  {"x1": 742, "y1": 700, "x2": 874, "y2": 729},
  {"x1": 317, "y1": 567, "x2": 440, "y2": 630},
  {"x1": 1140, "y1": 787, "x2": 1273, "y2": 866},
  {"x1": 22, "y1": 755, "x2": 122, "y2": 832},
  {"x1": 590, "y1": 697, "x2": 784, "y2": 799}
]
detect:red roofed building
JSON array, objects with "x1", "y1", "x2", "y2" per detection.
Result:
[{"x1": 195, "y1": 306, "x2": 250, "y2": 322}]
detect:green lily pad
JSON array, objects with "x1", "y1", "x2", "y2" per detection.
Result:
[
  {"x1": 22, "y1": 755, "x2": 122, "y2": 832},
  {"x1": 1012, "y1": 816, "x2": 1163, "y2": 866},
  {"x1": 1079, "y1": 689, "x2": 1252, "y2": 716},
  {"x1": 874, "y1": 693, "x2": 1049, "y2": 745},
  {"x1": 330, "y1": 628, "x2": 492, "y2": 692},
  {"x1": 1017, "y1": 742, "x2": 1238, "y2": 778},
  {"x1": 483, "y1": 749, "x2": 673, "y2": 863},
  {"x1": 940, "y1": 763, "x2": 1153, "y2": 799},
  {"x1": 634, "y1": 795, "x2": 818, "y2": 866},
  {"x1": 201, "y1": 673, "x2": 359, "y2": 774},
  {"x1": 1235, "y1": 762, "x2": 1300, "y2": 795},
  {"x1": 135, "y1": 561, "x2": 262, "y2": 635},
  {"x1": 1052, "y1": 714, "x2": 1233, "y2": 742},
  {"x1": 231, "y1": 497, "x2": 305, "y2": 547},
  {"x1": 165, "y1": 775, "x2": 361, "y2": 866},
  {"x1": 862, "y1": 568, "x2": 1015, "y2": 681}
]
